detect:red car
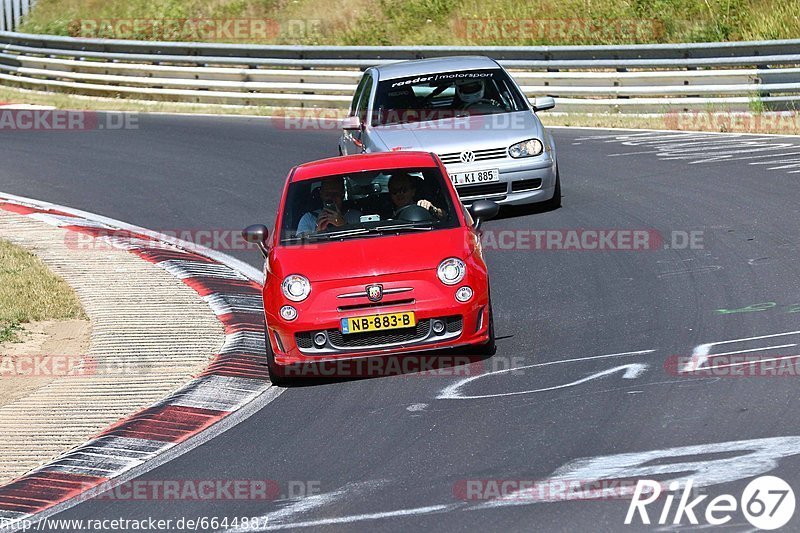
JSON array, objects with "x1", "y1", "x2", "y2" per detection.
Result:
[{"x1": 243, "y1": 151, "x2": 499, "y2": 384}]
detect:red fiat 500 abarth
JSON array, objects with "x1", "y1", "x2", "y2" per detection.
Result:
[{"x1": 243, "y1": 151, "x2": 499, "y2": 383}]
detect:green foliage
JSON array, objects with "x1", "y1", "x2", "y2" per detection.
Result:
[
  {"x1": 0, "y1": 321, "x2": 21, "y2": 343},
  {"x1": 0, "y1": 239, "x2": 85, "y2": 344},
  {"x1": 16, "y1": 0, "x2": 800, "y2": 44}
]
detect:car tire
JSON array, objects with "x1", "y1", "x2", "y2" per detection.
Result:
[
  {"x1": 475, "y1": 303, "x2": 496, "y2": 356},
  {"x1": 544, "y1": 166, "x2": 562, "y2": 209},
  {"x1": 264, "y1": 325, "x2": 292, "y2": 386}
]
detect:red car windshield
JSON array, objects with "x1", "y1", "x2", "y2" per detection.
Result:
[{"x1": 280, "y1": 167, "x2": 460, "y2": 245}]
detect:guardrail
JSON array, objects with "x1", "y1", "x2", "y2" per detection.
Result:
[{"x1": 2, "y1": 30, "x2": 800, "y2": 112}]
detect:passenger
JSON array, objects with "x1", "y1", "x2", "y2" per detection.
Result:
[
  {"x1": 296, "y1": 177, "x2": 361, "y2": 235},
  {"x1": 388, "y1": 173, "x2": 445, "y2": 219}
]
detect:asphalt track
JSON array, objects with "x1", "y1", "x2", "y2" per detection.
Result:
[{"x1": 3, "y1": 114, "x2": 800, "y2": 532}]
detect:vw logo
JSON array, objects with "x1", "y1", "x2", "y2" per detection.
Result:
[
  {"x1": 366, "y1": 284, "x2": 383, "y2": 302},
  {"x1": 459, "y1": 150, "x2": 475, "y2": 164}
]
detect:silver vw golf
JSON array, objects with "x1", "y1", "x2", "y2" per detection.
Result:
[{"x1": 338, "y1": 56, "x2": 560, "y2": 208}]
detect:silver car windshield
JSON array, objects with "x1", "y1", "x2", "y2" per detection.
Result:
[{"x1": 372, "y1": 69, "x2": 528, "y2": 127}]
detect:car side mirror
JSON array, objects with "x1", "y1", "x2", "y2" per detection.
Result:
[
  {"x1": 468, "y1": 200, "x2": 500, "y2": 230},
  {"x1": 242, "y1": 224, "x2": 270, "y2": 258},
  {"x1": 531, "y1": 96, "x2": 556, "y2": 112},
  {"x1": 341, "y1": 115, "x2": 362, "y2": 130}
]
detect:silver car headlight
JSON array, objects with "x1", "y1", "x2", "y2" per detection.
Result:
[
  {"x1": 282, "y1": 274, "x2": 311, "y2": 302},
  {"x1": 437, "y1": 258, "x2": 466, "y2": 286},
  {"x1": 509, "y1": 139, "x2": 544, "y2": 158}
]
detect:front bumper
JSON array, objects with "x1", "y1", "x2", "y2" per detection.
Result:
[
  {"x1": 447, "y1": 154, "x2": 558, "y2": 206},
  {"x1": 265, "y1": 271, "x2": 491, "y2": 366}
]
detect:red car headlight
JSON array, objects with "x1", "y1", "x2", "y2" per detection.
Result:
[
  {"x1": 437, "y1": 258, "x2": 466, "y2": 286},
  {"x1": 282, "y1": 274, "x2": 311, "y2": 302}
]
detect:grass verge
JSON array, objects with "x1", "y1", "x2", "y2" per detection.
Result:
[
  {"x1": 0, "y1": 239, "x2": 86, "y2": 343},
  {"x1": 16, "y1": 0, "x2": 800, "y2": 45}
]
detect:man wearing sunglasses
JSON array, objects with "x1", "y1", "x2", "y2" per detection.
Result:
[
  {"x1": 296, "y1": 177, "x2": 362, "y2": 235},
  {"x1": 388, "y1": 172, "x2": 445, "y2": 220}
]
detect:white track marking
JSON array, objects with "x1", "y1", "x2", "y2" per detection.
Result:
[
  {"x1": 241, "y1": 504, "x2": 462, "y2": 531},
  {"x1": 565, "y1": 126, "x2": 800, "y2": 139},
  {"x1": 704, "y1": 353, "x2": 800, "y2": 371},
  {"x1": 438, "y1": 350, "x2": 654, "y2": 400},
  {"x1": 241, "y1": 435, "x2": 800, "y2": 528},
  {"x1": 478, "y1": 436, "x2": 800, "y2": 509},
  {"x1": 680, "y1": 331, "x2": 800, "y2": 373},
  {"x1": 510, "y1": 350, "x2": 654, "y2": 369},
  {"x1": 438, "y1": 364, "x2": 648, "y2": 400},
  {"x1": 657, "y1": 265, "x2": 722, "y2": 278},
  {"x1": 707, "y1": 344, "x2": 797, "y2": 358},
  {"x1": 573, "y1": 130, "x2": 800, "y2": 175},
  {"x1": 224, "y1": 481, "x2": 389, "y2": 532},
  {"x1": 607, "y1": 150, "x2": 660, "y2": 157}
]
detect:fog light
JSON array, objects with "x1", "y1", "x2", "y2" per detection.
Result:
[
  {"x1": 432, "y1": 320, "x2": 446, "y2": 335},
  {"x1": 313, "y1": 331, "x2": 328, "y2": 347},
  {"x1": 455, "y1": 286, "x2": 473, "y2": 302},
  {"x1": 280, "y1": 306, "x2": 297, "y2": 321}
]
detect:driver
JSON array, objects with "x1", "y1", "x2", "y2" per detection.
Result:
[
  {"x1": 388, "y1": 173, "x2": 445, "y2": 219},
  {"x1": 454, "y1": 78, "x2": 502, "y2": 111},
  {"x1": 296, "y1": 177, "x2": 361, "y2": 235},
  {"x1": 455, "y1": 78, "x2": 485, "y2": 106}
]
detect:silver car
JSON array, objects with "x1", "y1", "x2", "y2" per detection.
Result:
[{"x1": 338, "y1": 56, "x2": 560, "y2": 208}]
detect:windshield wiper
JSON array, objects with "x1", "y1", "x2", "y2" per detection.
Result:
[
  {"x1": 307, "y1": 228, "x2": 378, "y2": 241},
  {"x1": 374, "y1": 222, "x2": 435, "y2": 233},
  {"x1": 282, "y1": 228, "x2": 370, "y2": 244},
  {"x1": 283, "y1": 223, "x2": 433, "y2": 244}
]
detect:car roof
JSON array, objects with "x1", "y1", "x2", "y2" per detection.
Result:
[
  {"x1": 291, "y1": 152, "x2": 439, "y2": 182},
  {"x1": 373, "y1": 56, "x2": 500, "y2": 81}
]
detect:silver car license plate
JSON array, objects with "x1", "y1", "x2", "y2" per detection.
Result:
[{"x1": 449, "y1": 168, "x2": 500, "y2": 186}]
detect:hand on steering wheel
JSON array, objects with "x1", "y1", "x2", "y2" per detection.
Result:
[
  {"x1": 394, "y1": 203, "x2": 435, "y2": 222},
  {"x1": 394, "y1": 204, "x2": 416, "y2": 217},
  {"x1": 463, "y1": 98, "x2": 501, "y2": 111}
]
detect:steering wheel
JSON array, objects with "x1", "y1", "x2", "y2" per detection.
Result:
[
  {"x1": 464, "y1": 98, "x2": 503, "y2": 111},
  {"x1": 394, "y1": 203, "x2": 434, "y2": 222}
]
